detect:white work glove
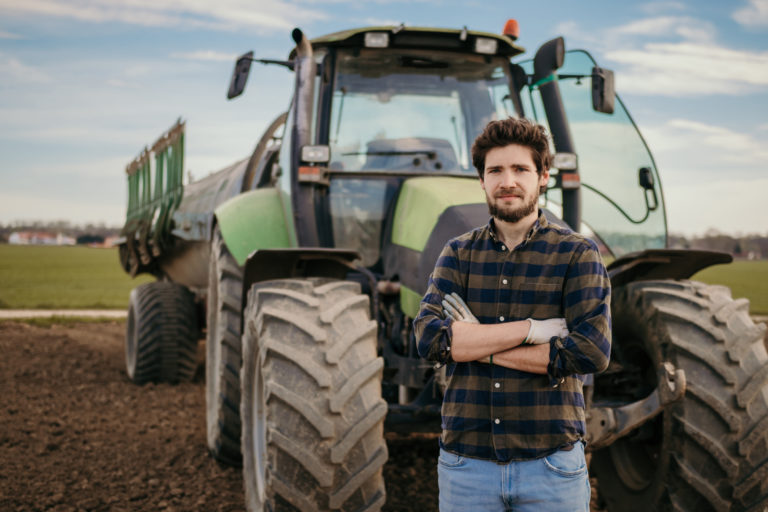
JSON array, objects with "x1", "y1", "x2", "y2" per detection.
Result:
[
  {"x1": 441, "y1": 292, "x2": 479, "y2": 324},
  {"x1": 524, "y1": 318, "x2": 568, "y2": 344}
]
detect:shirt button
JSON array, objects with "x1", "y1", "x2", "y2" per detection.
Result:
[
  {"x1": 502, "y1": 279, "x2": 508, "y2": 285},
  {"x1": 494, "y1": 382, "x2": 500, "y2": 389},
  {"x1": 499, "y1": 316, "x2": 505, "y2": 322},
  {"x1": 494, "y1": 418, "x2": 501, "y2": 425}
]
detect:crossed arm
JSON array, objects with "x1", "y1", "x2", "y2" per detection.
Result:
[
  {"x1": 414, "y1": 239, "x2": 611, "y2": 380},
  {"x1": 442, "y1": 293, "x2": 567, "y2": 374}
]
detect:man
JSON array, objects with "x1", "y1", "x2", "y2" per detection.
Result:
[{"x1": 414, "y1": 117, "x2": 611, "y2": 512}]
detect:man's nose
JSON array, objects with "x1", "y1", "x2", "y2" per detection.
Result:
[{"x1": 500, "y1": 169, "x2": 517, "y2": 188}]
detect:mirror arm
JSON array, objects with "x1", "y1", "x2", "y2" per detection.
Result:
[{"x1": 248, "y1": 58, "x2": 295, "y2": 71}]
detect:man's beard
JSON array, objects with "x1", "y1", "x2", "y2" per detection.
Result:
[{"x1": 486, "y1": 188, "x2": 539, "y2": 223}]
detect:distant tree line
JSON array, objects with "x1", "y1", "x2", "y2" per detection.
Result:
[
  {"x1": 0, "y1": 220, "x2": 121, "y2": 244},
  {"x1": 669, "y1": 231, "x2": 768, "y2": 259},
  {"x1": 0, "y1": 221, "x2": 766, "y2": 258}
]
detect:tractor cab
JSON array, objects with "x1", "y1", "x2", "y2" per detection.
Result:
[{"x1": 229, "y1": 23, "x2": 668, "y2": 279}]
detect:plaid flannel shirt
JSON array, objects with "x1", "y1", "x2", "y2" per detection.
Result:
[{"x1": 414, "y1": 211, "x2": 611, "y2": 462}]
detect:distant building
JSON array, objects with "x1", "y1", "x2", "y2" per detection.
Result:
[{"x1": 8, "y1": 231, "x2": 76, "y2": 246}]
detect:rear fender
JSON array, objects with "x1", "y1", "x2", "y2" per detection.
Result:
[
  {"x1": 607, "y1": 249, "x2": 732, "y2": 287},
  {"x1": 242, "y1": 248, "x2": 361, "y2": 308},
  {"x1": 214, "y1": 188, "x2": 298, "y2": 266}
]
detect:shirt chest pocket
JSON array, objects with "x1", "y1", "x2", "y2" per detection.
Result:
[{"x1": 510, "y1": 281, "x2": 563, "y2": 318}]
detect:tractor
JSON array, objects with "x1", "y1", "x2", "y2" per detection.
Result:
[{"x1": 118, "y1": 20, "x2": 768, "y2": 512}]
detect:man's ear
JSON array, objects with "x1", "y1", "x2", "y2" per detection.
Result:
[
  {"x1": 479, "y1": 176, "x2": 485, "y2": 191},
  {"x1": 539, "y1": 169, "x2": 550, "y2": 187}
]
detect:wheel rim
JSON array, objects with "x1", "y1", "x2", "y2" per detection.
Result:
[
  {"x1": 252, "y1": 351, "x2": 267, "y2": 503},
  {"x1": 604, "y1": 338, "x2": 663, "y2": 492},
  {"x1": 606, "y1": 427, "x2": 661, "y2": 491},
  {"x1": 125, "y1": 304, "x2": 137, "y2": 378}
]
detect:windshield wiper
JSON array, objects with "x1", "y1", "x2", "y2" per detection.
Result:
[{"x1": 342, "y1": 150, "x2": 438, "y2": 159}]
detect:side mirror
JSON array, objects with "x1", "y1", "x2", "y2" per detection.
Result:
[
  {"x1": 227, "y1": 51, "x2": 254, "y2": 100},
  {"x1": 592, "y1": 66, "x2": 615, "y2": 114}
]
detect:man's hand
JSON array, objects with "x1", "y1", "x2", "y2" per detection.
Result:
[
  {"x1": 525, "y1": 318, "x2": 569, "y2": 344},
  {"x1": 442, "y1": 292, "x2": 479, "y2": 324}
]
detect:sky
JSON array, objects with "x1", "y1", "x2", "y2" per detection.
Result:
[{"x1": 0, "y1": 0, "x2": 766, "y2": 237}]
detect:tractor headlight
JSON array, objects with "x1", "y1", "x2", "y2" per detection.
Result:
[{"x1": 474, "y1": 37, "x2": 498, "y2": 55}]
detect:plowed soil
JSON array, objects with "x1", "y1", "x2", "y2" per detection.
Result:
[{"x1": 0, "y1": 321, "x2": 621, "y2": 512}]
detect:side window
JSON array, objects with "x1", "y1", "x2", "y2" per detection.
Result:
[{"x1": 518, "y1": 51, "x2": 667, "y2": 257}]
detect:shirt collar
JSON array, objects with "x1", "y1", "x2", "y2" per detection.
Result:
[{"x1": 487, "y1": 209, "x2": 548, "y2": 246}]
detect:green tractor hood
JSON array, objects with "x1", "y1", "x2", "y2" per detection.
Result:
[{"x1": 382, "y1": 176, "x2": 487, "y2": 317}]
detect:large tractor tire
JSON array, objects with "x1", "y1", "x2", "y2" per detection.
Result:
[
  {"x1": 592, "y1": 279, "x2": 768, "y2": 512},
  {"x1": 205, "y1": 227, "x2": 244, "y2": 466},
  {"x1": 240, "y1": 278, "x2": 387, "y2": 511},
  {"x1": 125, "y1": 281, "x2": 199, "y2": 384}
]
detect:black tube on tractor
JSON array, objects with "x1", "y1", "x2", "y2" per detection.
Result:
[
  {"x1": 533, "y1": 37, "x2": 581, "y2": 232},
  {"x1": 290, "y1": 28, "x2": 321, "y2": 247}
]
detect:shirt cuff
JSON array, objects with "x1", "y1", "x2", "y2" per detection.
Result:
[
  {"x1": 432, "y1": 318, "x2": 454, "y2": 367},
  {"x1": 546, "y1": 336, "x2": 567, "y2": 388}
]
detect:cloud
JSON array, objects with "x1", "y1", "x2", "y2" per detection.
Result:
[
  {"x1": 0, "y1": 0, "x2": 327, "y2": 32},
  {"x1": 357, "y1": 17, "x2": 403, "y2": 27},
  {"x1": 555, "y1": 14, "x2": 768, "y2": 96},
  {"x1": 0, "y1": 29, "x2": 22, "y2": 39},
  {"x1": 0, "y1": 52, "x2": 50, "y2": 83},
  {"x1": 607, "y1": 42, "x2": 768, "y2": 95},
  {"x1": 611, "y1": 16, "x2": 714, "y2": 43},
  {"x1": 642, "y1": 118, "x2": 768, "y2": 168},
  {"x1": 171, "y1": 50, "x2": 237, "y2": 62},
  {"x1": 638, "y1": 2, "x2": 687, "y2": 15},
  {"x1": 733, "y1": 0, "x2": 768, "y2": 27}
]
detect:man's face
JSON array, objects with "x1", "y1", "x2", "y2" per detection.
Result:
[{"x1": 480, "y1": 144, "x2": 550, "y2": 224}]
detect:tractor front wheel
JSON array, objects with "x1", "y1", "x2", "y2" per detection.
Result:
[
  {"x1": 592, "y1": 280, "x2": 768, "y2": 511},
  {"x1": 240, "y1": 278, "x2": 387, "y2": 511}
]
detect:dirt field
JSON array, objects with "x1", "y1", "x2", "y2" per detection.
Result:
[
  {"x1": 0, "y1": 320, "x2": 445, "y2": 512},
  {"x1": 4, "y1": 319, "x2": 713, "y2": 511}
]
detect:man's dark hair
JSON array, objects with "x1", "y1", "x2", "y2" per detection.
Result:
[{"x1": 471, "y1": 117, "x2": 553, "y2": 178}]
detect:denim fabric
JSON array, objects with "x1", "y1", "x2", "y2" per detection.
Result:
[{"x1": 437, "y1": 443, "x2": 591, "y2": 512}]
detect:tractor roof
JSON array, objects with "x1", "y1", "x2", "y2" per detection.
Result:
[{"x1": 292, "y1": 25, "x2": 525, "y2": 58}]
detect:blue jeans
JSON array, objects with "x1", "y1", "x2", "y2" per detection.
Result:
[{"x1": 437, "y1": 443, "x2": 590, "y2": 512}]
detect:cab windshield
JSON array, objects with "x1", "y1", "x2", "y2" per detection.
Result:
[
  {"x1": 328, "y1": 49, "x2": 516, "y2": 174},
  {"x1": 325, "y1": 48, "x2": 516, "y2": 266}
]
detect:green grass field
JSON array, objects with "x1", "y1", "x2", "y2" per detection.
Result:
[
  {"x1": 0, "y1": 245, "x2": 153, "y2": 309},
  {"x1": 692, "y1": 260, "x2": 768, "y2": 315},
  {"x1": 1, "y1": 244, "x2": 766, "y2": 315}
]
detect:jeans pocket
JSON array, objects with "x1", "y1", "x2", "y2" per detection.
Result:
[
  {"x1": 438, "y1": 449, "x2": 465, "y2": 468},
  {"x1": 543, "y1": 444, "x2": 587, "y2": 477}
]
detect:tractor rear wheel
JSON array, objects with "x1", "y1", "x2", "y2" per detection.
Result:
[
  {"x1": 240, "y1": 278, "x2": 387, "y2": 511},
  {"x1": 125, "y1": 281, "x2": 199, "y2": 384},
  {"x1": 205, "y1": 227, "x2": 244, "y2": 465},
  {"x1": 592, "y1": 280, "x2": 768, "y2": 511}
]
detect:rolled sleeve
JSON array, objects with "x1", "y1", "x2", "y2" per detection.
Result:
[
  {"x1": 414, "y1": 242, "x2": 463, "y2": 365},
  {"x1": 547, "y1": 240, "x2": 611, "y2": 384}
]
